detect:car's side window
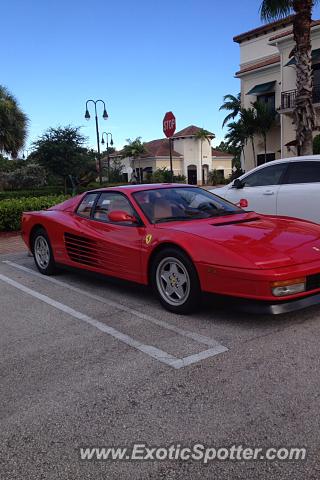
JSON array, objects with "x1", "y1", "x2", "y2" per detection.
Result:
[
  {"x1": 282, "y1": 161, "x2": 320, "y2": 184},
  {"x1": 76, "y1": 193, "x2": 98, "y2": 218},
  {"x1": 92, "y1": 192, "x2": 135, "y2": 224},
  {"x1": 242, "y1": 163, "x2": 288, "y2": 187}
]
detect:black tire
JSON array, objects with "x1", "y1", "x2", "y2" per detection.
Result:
[
  {"x1": 150, "y1": 247, "x2": 201, "y2": 314},
  {"x1": 31, "y1": 227, "x2": 57, "y2": 275}
]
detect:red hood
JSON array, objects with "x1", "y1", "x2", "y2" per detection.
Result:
[{"x1": 159, "y1": 212, "x2": 320, "y2": 269}]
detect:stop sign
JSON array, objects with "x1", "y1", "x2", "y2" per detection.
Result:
[{"x1": 163, "y1": 111, "x2": 176, "y2": 138}]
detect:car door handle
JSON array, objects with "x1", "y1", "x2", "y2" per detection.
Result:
[{"x1": 263, "y1": 190, "x2": 274, "y2": 195}]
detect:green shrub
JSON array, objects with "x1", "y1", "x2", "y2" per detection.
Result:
[
  {"x1": 0, "y1": 186, "x2": 65, "y2": 200},
  {"x1": 0, "y1": 195, "x2": 68, "y2": 232}
]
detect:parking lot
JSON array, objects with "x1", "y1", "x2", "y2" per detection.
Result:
[{"x1": 1, "y1": 249, "x2": 320, "y2": 479}]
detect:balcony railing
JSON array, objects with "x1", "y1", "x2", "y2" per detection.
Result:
[{"x1": 281, "y1": 84, "x2": 320, "y2": 110}]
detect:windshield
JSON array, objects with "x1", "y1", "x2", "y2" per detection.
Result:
[{"x1": 133, "y1": 187, "x2": 243, "y2": 224}]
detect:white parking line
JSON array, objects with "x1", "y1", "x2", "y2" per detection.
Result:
[
  {"x1": 3, "y1": 260, "x2": 224, "y2": 349},
  {"x1": 0, "y1": 273, "x2": 227, "y2": 369}
]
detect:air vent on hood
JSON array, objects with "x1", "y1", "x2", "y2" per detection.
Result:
[
  {"x1": 211, "y1": 216, "x2": 261, "y2": 227},
  {"x1": 64, "y1": 232, "x2": 99, "y2": 267}
]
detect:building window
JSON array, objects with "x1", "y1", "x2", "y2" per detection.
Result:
[
  {"x1": 257, "y1": 93, "x2": 275, "y2": 112},
  {"x1": 257, "y1": 153, "x2": 275, "y2": 166}
]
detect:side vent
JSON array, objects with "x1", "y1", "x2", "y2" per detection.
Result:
[{"x1": 64, "y1": 232, "x2": 99, "y2": 267}]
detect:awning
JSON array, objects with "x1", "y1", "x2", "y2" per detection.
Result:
[
  {"x1": 285, "y1": 140, "x2": 297, "y2": 147},
  {"x1": 285, "y1": 48, "x2": 320, "y2": 66},
  {"x1": 246, "y1": 81, "x2": 276, "y2": 95}
]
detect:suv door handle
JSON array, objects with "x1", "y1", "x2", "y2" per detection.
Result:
[{"x1": 263, "y1": 190, "x2": 274, "y2": 195}]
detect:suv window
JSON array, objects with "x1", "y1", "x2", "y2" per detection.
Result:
[
  {"x1": 92, "y1": 192, "x2": 135, "y2": 224},
  {"x1": 242, "y1": 163, "x2": 287, "y2": 187},
  {"x1": 76, "y1": 193, "x2": 98, "y2": 218},
  {"x1": 282, "y1": 161, "x2": 320, "y2": 184}
]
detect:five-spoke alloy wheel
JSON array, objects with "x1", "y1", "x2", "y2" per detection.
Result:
[
  {"x1": 151, "y1": 247, "x2": 201, "y2": 314},
  {"x1": 32, "y1": 228, "x2": 56, "y2": 275}
]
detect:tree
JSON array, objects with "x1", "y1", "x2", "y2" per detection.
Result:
[
  {"x1": 122, "y1": 137, "x2": 146, "y2": 183},
  {"x1": 219, "y1": 93, "x2": 241, "y2": 127},
  {"x1": 313, "y1": 133, "x2": 320, "y2": 153},
  {"x1": 195, "y1": 128, "x2": 215, "y2": 182},
  {"x1": 32, "y1": 126, "x2": 95, "y2": 190},
  {"x1": 253, "y1": 100, "x2": 277, "y2": 163},
  {"x1": 240, "y1": 108, "x2": 258, "y2": 166},
  {"x1": 215, "y1": 141, "x2": 230, "y2": 153},
  {"x1": 260, "y1": 0, "x2": 318, "y2": 155},
  {"x1": 225, "y1": 119, "x2": 247, "y2": 169},
  {"x1": 0, "y1": 85, "x2": 28, "y2": 158},
  {"x1": 109, "y1": 158, "x2": 124, "y2": 183}
]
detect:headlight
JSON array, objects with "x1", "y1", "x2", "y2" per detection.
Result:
[{"x1": 271, "y1": 278, "x2": 306, "y2": 297}]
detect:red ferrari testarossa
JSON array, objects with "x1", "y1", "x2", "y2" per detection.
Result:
[{"x1": 21, "y1": 184, "x2": 320, "y2": 314}]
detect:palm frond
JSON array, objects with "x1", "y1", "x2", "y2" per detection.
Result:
[
  {"x1": 0, "y1": 85, "x2": 28, "y2": 157},
  {"x1": 260, "y1": 0, "x2": 293, "y2": 21}
]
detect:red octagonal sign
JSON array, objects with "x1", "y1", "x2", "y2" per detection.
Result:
[{"x1": 163, "y1": 111, "x2": 176, "y2": 138}]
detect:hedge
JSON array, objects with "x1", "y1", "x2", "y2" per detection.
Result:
[
  {"x1": 0, "y1": 183, "x2": 130, "y2": 200},
  {"x1": 0, "y1": 186, "x2": 66, "y2": 201},
  {"x1": 0, "y1": 195, "x2": 68, "y2": 232}
]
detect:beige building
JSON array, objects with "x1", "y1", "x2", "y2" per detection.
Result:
[
  {"x1": 109, "y1": 125, "x2": 233, "y2": 184},
  {"x1": 234, "y1": 15, "x2": 320, "y2": 171}
]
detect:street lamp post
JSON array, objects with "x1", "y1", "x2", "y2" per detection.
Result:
[
  {"x1": 101, "y1": 132, "x2": 114, "y2": 183},
  {"x1": 84, "y1": 99, "x2": 108, "y2": 185}
]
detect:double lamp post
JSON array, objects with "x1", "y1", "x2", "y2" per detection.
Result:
[{"x1": 84, "y1": 99, "x2": 110, "y2": 185}]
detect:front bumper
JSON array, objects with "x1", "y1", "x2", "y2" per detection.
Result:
[{"x1": 231, "y1": 292, "x2": 320, "y2": 315}]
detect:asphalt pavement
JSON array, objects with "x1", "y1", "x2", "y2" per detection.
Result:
[{"x1": 1, "y1": 251, "x2": 320, "y2": 479}]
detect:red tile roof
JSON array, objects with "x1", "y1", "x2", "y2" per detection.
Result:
[
  {"x1": 143, "y1": 139, "x2": 182, "y2": 157},
  {"x1": 236, "y1": 54, "x2": 280, "y2": 76},
  {"x1": 233, "y1": 15, "x2": 295, "y2": 43},
  {"x1": 269, "y1": 19, "x2": 320, "y2": 41},
  {"x1": 173, "y1": 125, "x2": 215, "y2": 138},
  {"x1": 211, "y1": 148, "x2": 233, "y2": 158},
  {"x1": 109, "y1": 139, "x2": 182, "y2": 159}
]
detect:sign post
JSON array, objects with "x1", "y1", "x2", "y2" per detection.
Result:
[{"x1": 163, "y1": 111, "x2": 176, "y2": 182}]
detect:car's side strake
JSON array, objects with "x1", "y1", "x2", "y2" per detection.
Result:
[{"x1": 64, "y1": 232, "x2": 99, "y2": 267}]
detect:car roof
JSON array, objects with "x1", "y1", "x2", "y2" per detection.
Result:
[
  {"x1": 241, "y1": 155, "x2": 320, "y2": 178},
  {"x1": 89, "y1": 183, "x2": 198, "y2": 194}
]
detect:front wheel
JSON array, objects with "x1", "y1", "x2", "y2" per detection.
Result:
[
  {"x1": 151, "y1": 248, "x2": 201, "y2": 314},
  {"x1": 32, "y1": 228, "x2": 57, "y2": 275}
]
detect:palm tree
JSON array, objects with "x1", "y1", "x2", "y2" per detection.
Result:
[
  {"x1": 122, "y1": 137, "x2": 146, "y2": 183},
  {"x1": 260, "y1": 0, "x2": 318, "y2": 155},
  {"x1": 225, "y1": 119, "x2": 247, "y2": 166},
  {"x1": 253, "y1": 100, "x2": 277, "y2": 163},
  {"x1": 240, "y1": 108, "x2": 258, "y2": 166},
  {"x1": 195, "y1": 128, "x2": 215, "y2": 183},
  {"x1": 219, "y1": 93, "x2": 241, "y2": 127},
  {"x1": 0, "y1": 85, "x2": 28, "y2": 158}
]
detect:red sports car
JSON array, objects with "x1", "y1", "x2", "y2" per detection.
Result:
[{"x1": 21, "y1": 184, "x2": 320, "y2": 314}]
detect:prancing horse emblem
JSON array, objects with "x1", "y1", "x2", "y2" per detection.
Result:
[{"x1": 145, "y1": 234, "x2": 153, "y2": 245}]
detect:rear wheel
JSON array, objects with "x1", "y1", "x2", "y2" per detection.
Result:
[
  {"x1": 32, "y1": 228, "x2": 56, "y2": 275},
  {"x1": 151, "y1": 247, "x2": 201, "y2": 314}
]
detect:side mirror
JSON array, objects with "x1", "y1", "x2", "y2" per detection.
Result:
[
  {"x1": 108, "y1": 210, "x2": 138, "y2": 224},
  {"x1": 237, "y1": 198, "x2": 248, "y2": 208},
  {"x1": 233, "y1": 178, "x2": 244, "y2": 189}
]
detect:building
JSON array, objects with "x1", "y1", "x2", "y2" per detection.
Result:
[
  {"x1": 108, "y1": 125, "x2": 233, "y2": 184},
  {"x1": 234, "y1": 15, "x2": 320, "y2": 171}
]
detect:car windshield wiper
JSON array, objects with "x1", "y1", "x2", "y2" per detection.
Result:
[
  {"x1": 155, "y1": 210, "x2": 244, "y2": 223},
  {"x1": 210, "y1": 210, "x2": 244, "y2": 217},
  {"x1": 155, "y1": 216, "x2": 194, "y2": 223}
]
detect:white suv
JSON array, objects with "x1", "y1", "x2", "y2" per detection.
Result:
[{"x1": 210, "y1": 155, "x2": 320, "y2": 224}]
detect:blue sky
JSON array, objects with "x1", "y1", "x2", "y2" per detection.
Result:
[{"x1": 3, "y1": 0, "x2": 320, "y2": 153}]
